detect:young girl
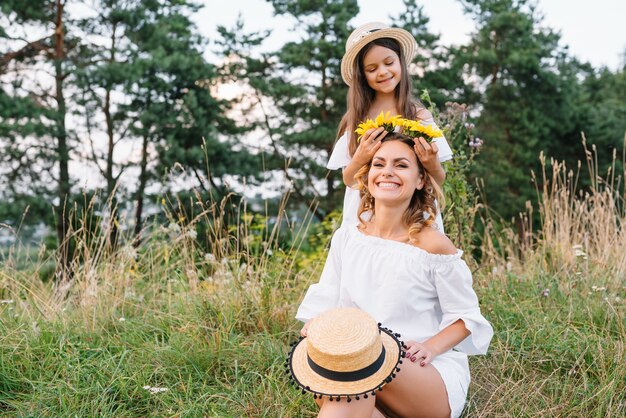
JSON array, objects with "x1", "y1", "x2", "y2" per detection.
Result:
[
  {"x1": 328, "y1": 22, "x2": 453, "y2": 230},
  {"x1": 297, "y1": 133, "x2": 493, "y2": 418}
]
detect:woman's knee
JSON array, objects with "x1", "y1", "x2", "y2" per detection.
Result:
[{"x1": 375, "y1": 363, "x2": 450, "y2": 418}]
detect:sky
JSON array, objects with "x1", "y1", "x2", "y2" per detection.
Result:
[{"x1": 196, "y1": 0, "x2": 626, "y2": 70}]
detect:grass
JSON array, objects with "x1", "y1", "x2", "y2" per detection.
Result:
[{"x1": 1, "y1": 146, "x2": 625, "y2": 417}]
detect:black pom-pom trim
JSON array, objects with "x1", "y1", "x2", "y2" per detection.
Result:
[{"x1": 286, "y1": 325, "x2": 404, "y2": 403}]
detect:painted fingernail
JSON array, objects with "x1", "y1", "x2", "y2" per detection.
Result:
[
  {"x1": 411, "y1": 357, "x2": 416, "y2": 362},
  {"x1": 420, "y1": 362, "x2": 425, "y2": 366}
]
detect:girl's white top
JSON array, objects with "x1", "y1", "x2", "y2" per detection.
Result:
[
  {"x1": 296, "y1": 225, "x2": 493, "y2": 355},
  {"x1": 327, "y1": 121, "x2": 452, "y2": 230}
]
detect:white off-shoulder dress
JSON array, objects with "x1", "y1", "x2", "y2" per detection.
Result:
[
  {"x1": 327, "y1": 122, "x2": 453, "y2": 230},
  {"x1": 296, "y1": 225, "x2": 493, "y2": 418}
]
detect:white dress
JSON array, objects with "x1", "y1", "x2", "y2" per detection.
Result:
[
  {"x1": 327, "y1": 121, "x2": 453, "y2": 231},
  {"x1": 296, "y1": 225, "x2": 493, "y2": 418}
]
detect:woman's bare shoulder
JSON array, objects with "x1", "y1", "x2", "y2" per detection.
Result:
[{"x1": 412, "y1": 227, "x2": 457, "y2": 255}]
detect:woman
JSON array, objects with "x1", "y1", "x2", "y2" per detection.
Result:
[{"x1": 295, "y1": 133, "x2": 493, "y2": 418}]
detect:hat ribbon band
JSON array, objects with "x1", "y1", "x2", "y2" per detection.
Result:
[{"x1": 307, "y1": 346, "x2": 386, "y2": 382}]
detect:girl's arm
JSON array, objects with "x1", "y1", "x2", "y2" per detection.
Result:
[{"x1": 343, "y1": 127, "x2": 388, "y2": 187}]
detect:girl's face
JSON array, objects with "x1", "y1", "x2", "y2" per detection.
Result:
[
  {"x1": 368, "y1": 140, "x2": 423, "y2": 205},
  {"x1": 361, "y1": 45, "x2": 402, "y2": 95}
]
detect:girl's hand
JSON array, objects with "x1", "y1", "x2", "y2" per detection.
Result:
[
  {"x1": 413, "y1": 137, "x2": 440, "y2": 172},
  {"x1": 403, "y1": 340, "x2": 437, "y2": 366},
  {"x1": 413, "y1": 137, "x2": 445, "y2": 186},
  {"x1": 352, "y1": 127, "x2": 388, "y2": 166},
  {"x1": 300, "y1": 320, "x2": 313, "y2": 337}
]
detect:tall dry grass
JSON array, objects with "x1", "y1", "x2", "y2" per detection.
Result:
[
  {"x1": 480, "y1": 135, "x2": 625, "y2": 284},
  {"x1": 0, "y1": 136, "x2": 624, "y2": 416},
  {"x1": 466, "y1": 136, "x2": 625, "y2": 417}
]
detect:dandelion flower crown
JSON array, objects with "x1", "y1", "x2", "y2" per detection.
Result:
[{"x1": 355, "y1": 111, "x2": 443, "y2": 143}]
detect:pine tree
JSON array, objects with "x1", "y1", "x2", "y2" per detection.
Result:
[
  {"x1": 0, "y1": 0, "x2": 84, "y2": 276},
  {"x1": 262, "y1": 0, "x2": 359, "y2": 220},
  {"x1": 457, "y1": 0, "x2": 582, "y2": 220}
]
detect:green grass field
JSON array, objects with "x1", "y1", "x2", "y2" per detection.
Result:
[{"x1": 1, "y1": 161, "x2": 624, "y2": 417}]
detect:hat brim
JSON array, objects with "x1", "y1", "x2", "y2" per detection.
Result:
[
  {"x1": 341, "y1": 27, "x2": 417, "y2": 86},
  {"x1": 288, "y1": 327, "x2": 403, "y2": 398}
]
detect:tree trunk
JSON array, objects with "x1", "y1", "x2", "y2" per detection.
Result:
[
  {"x1": 133, "y1": 133, "x2": 149, "y2": 246},
  {"x1": 104, "y1": 22, "x2": 118, "y2": 249},
  {"x1": 54, "y1": 0, "x2": 71, "y2": 279}
]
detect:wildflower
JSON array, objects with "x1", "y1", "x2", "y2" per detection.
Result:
[
  {"x1": 464, "y1": 122, "x2": 475, "y2": 129},
  {"x1": 143, "y1": 385, "x2": 169, "y2": 394},
  {"x1": 1, "y1": 299, "x2": 14, "y2": 304},
  {"x1": 122, "y1": 246, "x2": 138, "y2": 260},
  {"x1": 401, "y1": 119, "x2": 443, "y2": 142},
  {"x1": 266, "y1": 249, "x2": 273, "y2": 256},
  {"x1": 186, "y1": 229, "x2": 197, "y2": 240},
  {"x1": 355, "y1": 111, "x2": 403, "y2": 140},
  {"x1": 541, "y1": 288, "x2": 550, "y2": 297},
  {"x1": 469, "y1": 137, "x2": 483, "y2": 149},
  {"x1": 186, "y1": 269, "x2": 198, "y2": 280},
  {"x1": 205, "y1": 253, "x2": 216, "y2": 262},
  {"x1": 119, "y1": 317, "x2": 126, "y2": 322}
]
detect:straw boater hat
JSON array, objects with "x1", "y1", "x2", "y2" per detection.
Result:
[
  {"x1": 287, "y1": 307, "x2": 405, "y2": 402},
  {"x1": 341, "y1": 22, "x2": 418, "y2": 86}
]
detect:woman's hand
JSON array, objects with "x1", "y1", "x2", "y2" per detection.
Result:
[
  {"x1": 352, "y1": 127, "x2": 388, "y2": 166},
  {"x1": 403, "y1": 340, "x2": 438, "y2": 367},
  {"x1": 300, "y1": 320, "x2": 313, "y2": 337}
]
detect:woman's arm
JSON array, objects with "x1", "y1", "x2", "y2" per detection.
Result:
[{"x1": 404, "y1": 320, "x2": 469, "y2": 366}]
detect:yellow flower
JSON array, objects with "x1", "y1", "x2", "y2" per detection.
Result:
[
  {"x1": 355, "y1": 111, "x2": 403, "y2": 141},
  {"x1": 374, "y1": 111, "x2": 402, "y2": 128},
  {"x1": 355, "y1": 119, "x2": 378, "y2": 138},
  {"x1": 400, "y1": 119, "x2": 443, "y2": 142}
]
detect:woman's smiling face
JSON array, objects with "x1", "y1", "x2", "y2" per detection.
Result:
[
  {"x1": 368, "y1": 140, "x2": 423, "y2": 205},
  {"x1": 361, "y1": 45, "x2": 402, "y2": 94}
]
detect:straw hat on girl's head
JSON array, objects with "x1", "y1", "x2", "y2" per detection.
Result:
[
  {"x1": 341, "y1": 22, "x2": 417, "y2": 86},
  {"x1": 287, "y1": 307, "x2": 404, "y2": 402}
]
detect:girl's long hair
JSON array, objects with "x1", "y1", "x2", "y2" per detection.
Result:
[
  {"x1": 337, "y1": 38, "x2": 427, "y2": 156},
  {"x1": 354, "y1": 133, "x2": 444, "y2": 244}
]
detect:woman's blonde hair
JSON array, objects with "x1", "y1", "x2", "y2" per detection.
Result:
[{"x1": 354, "y1": 133, "x2": 444, "y2": 243}]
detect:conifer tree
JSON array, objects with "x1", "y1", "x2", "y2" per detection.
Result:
[
  {"x1": 0, "y1": 0, "x2": 83, "y2": 276},
  {"x1": 457, "y1": 0, "x2": 583, "y2": 219},
  {"x1": 263, "y1": 0, "x2": 359, "y2": 219}
]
